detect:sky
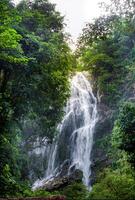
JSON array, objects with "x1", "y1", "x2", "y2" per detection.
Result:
[
  {"x1": 14, "y1": 0, "x2": 110, "y2": 48},
  {"x1": 49, "y1": 0, "x2": 110, "y2": 42}
]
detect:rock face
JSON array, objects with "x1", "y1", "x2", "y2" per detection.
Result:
[
  {"x1": 90, "y1": 74, "x2": 135, "y2": 184},
  {"x1": 23, "y1": 136, "x2": 51, "y2": 183},
  {"x1": 38, "y1": 169, "x2": 83, "y2": 191},
  {"x1": 90, "y1": 102, "x2": 114, "y2": 184}
]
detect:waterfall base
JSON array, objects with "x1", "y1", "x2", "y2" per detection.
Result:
[{"x1": 34, "y1": 169, "x2": 83, "y2": 191}]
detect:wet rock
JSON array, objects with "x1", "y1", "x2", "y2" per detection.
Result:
[
  {"x1": 39, "y1": 169, "x2": 83, "y2": 191},
  {"x1": 90, "y1": 101, "x2": 114, "y2": 184},
  {"x1": 58, "y1": 160, "x2": 71, "y2": 177}
]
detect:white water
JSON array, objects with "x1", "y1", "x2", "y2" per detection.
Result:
[{"x1": 33, "y1": 72, "x2": 98, "y2": 190}]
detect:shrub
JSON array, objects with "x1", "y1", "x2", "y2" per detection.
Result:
[
  {"x1": 88, "y1": 168, "x2": 135, "y2": 200},
  {"x1": 61, "y1": 182, "x2": 88, "y2": 200}
]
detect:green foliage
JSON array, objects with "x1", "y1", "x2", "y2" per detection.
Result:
[
  {"x1": 0, "y1": 162, "x2": 22, "y2": 197},
  {"x1": 0, "y1": 28, "x2": 21, "y2": 49},
  {"x1": 17, "y1": 183, "x2": 88, "y2": 199},
  {"x1": 77, "y1": 1, "x2": 135, "y2": 106},
  {"x1": 61, "y1": 182, "x2": 88, "y2": 200},
  {"x1": 95, "y1": 135, "x2": 111, "y2": 152},
  {"x1": 31, "y1": 189, "x2": 60, "y2": 198},
  {"x1": 112, "y1": 102, "x2": 135, "y2": 166},
  {"x1": 19, "y1": 187, "x2": 54, "y2": 198},
  {"x1": 0, "y1": 0, "x2": 74, "y2": 197},
  {"x1": 88, "y1": 167, "x2": 135, "y2": 200},
  {"x1": 0, "y1": 0, "x2": 27, "y2": 63},
  {"x1": 89, "y1": 101, "x2": 135, "y2": 200}
]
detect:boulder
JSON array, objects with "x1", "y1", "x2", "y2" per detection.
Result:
[{"x1": 39, "y1": 169, "x2": 83, "y2": 191}]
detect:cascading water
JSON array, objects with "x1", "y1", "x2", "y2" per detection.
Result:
[{"x1": 33, "y1": 72, "x2": 98, "y2": 190}]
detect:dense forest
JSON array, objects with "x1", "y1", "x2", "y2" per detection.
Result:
[{"x1": 0, "y1": 0, "x2": 135, "y2": 199}]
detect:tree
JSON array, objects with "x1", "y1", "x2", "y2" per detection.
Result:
[
  {"x1": 112, "y1": 102, "x2": 135, "y2": 166},
  {"x1": 0, "y1": 0, "x2": 74, "y2": 197}
]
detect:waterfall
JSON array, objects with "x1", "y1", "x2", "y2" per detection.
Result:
[{"x1": 33, "y1": 72, "x2": 98, "y2": 190}]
